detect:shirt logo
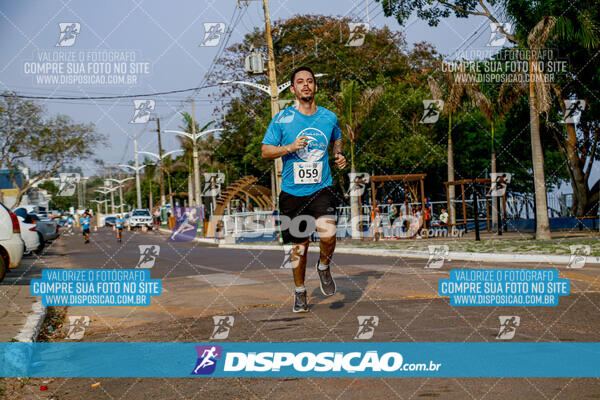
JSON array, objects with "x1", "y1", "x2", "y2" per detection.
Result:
[
  {"x1": 295, "y1": 128, "x2": 328, "y2": 162},
  {"x1": 191, "y1": 345, "x2": 222, "y2": 375}
]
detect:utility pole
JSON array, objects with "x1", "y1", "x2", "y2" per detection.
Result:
[
  {"x1": 119, "y1": 183, "x2": 124, "y2": 214},
  {"x1": 156, "y1": 118, "x2": 166, "y2": 208},
  {"x1": 134, "y1": 132, "x2": 142, "y2": 209},
  {"x1": 262, "y1": 0, "x2": 282, "y2": 196},
  {"x1": 191, "y1": 99, "x2": 201, "y2": 207},
  {"x1": 108, "y1": 168, "x2": 115, "y2": 214},
  {"x1": 82, "y1": 178, "x2": 86, "y2": 208}
]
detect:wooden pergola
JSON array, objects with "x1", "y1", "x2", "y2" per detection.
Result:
[
  {"x1": 206, "y1": 176, "x2": 273, "y2": 236},
  {"x1": 370, "y1": 174, "x2": 427, "y2": 223},
  {"x1": 444, "y1": 178, "x2": 505, "y2": 232}
]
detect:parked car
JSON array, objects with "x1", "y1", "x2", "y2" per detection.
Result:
[
  {"x1": 13, "y1": 208, "x2": 59, "y2": 242},
  {"x1": 128, "y1": 209, "x2": 153, "y2": 229},
  {"x1": 104, "y1": 216, "x2": 116, "y2": 226},
  {"x1": 0, "y1": 202, "x2": 25, "y2": 282},
  {"x1": 17, "y1": 216, "x2": 42, "y2": 255}
]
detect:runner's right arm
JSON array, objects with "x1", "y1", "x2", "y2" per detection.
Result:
[{"x1": 261, "y1": 136, "x2": 310, "y2": 159}]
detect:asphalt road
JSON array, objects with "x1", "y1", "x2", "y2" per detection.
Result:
[{"x1": 3, "y1": 228, "x2": 600, "y2": 399}]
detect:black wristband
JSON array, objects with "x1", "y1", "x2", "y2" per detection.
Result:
[{"x1": 336, "y1": 152, "x2": 345, "y2": 158}]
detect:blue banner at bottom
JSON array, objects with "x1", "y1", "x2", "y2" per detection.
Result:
[{"x1": 2, "y1": 342, "x2": 600, "y2": 378}]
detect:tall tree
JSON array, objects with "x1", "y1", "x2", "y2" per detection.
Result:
[
  {"x1": 0, "y1": 92, "x2": 103, "y2": 207},
  {"x1": 377, "y1": 0, "x2": 599, "y2": 239},
  {"x1": 213, "y1": 14, "x2": 432, "y2": 192},
  {"x1": 466, "y1": 65, "x2": 525, "y2": 231},
  {"x1": 332, "y1": 80, "x2": 384, "y2": 238},
  {"x1": 427, "y1": 69, "x2": 469, "y2": 225}
]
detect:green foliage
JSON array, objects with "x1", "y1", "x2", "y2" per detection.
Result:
[{"x1": 0, "y1": 92, "x2": 105, "y2": 206}]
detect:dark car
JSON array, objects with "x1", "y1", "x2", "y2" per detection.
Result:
[{"x1": 104, "y1": 216, "x2": 116, "y2": 226}]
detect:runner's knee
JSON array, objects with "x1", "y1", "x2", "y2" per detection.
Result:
[{"x1": 316, "y1": 217, "x2": 336, "y2": 238}]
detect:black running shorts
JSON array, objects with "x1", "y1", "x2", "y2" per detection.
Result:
[{"x1": 278, "y1": 186, "x2": 337, "y2": 244}]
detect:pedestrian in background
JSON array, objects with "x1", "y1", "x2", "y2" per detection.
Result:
[
  {"x1": 115, "y1": 214, "x2": 124, "y2": 242},
  {"x1": 80, "y1": 210, "x2": 91, "y2": 244}
]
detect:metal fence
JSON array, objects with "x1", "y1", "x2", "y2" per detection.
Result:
[{"x1": 219, "y1": 192, "x2": 597, "y2": 238}]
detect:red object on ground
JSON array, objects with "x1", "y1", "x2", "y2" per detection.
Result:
[{"x1": 40, "y1": 385, "x2": 48, "y2": 391}]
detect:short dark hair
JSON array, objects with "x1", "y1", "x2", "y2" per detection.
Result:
[{"x1": 290, "y1": 66, "x2": 316, "y2": 87}]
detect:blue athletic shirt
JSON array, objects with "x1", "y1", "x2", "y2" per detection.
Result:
[
  {"x1": 116, "y1": 218, "x2": 123, "y2": 229},
  {"x1": 262, "y1": 106, "x2": 342, "y2": 197},
  {"x1": 80, "y1": 216, "x2": 90, "y2": 230}
]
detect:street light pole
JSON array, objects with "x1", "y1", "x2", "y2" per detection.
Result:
[
  {"x1": 156, "y1": 117, "x2": 166, "y2": 208},
  {"x1": 106, "y1": 177, "x2": 134, "y2": 215},
  {"x1": 134, "y1": 132, "x2": 142, "y2": 209},
  {"x1": 118, "y1": 164, "x2": 148, "y2": 210},
  {"x1": 262, "y1": 0, "x2": 282, "y2": 196},
  {"x1": 95, "y1": 187, "x2": 118, "y2": 215},
  {"x1": 190, "y1": 99, "x2": 201, "y2": 207},
  {"x1": 163, "y1": 129, "x2": 223, "y2": 207},
  {"x1": 108, "y1": 168, "x2": 115, "y2": 214},
  {"x1": 137, "y1": 150, "x2": 182, "y2": 210}
]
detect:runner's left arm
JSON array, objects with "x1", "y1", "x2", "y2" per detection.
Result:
[
  {"x1": 332, "y1": 139, "x2": 346, "y2": 169},
  {"x1": 332, "y1": 118, "x2": 346, "y2": 169}
]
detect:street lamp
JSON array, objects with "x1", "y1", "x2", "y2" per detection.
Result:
[
  {"x1": 137, "y1": 150, "x2": 182, "y2": 209},
  {"x1": 90, "y1": 199, "x2": 109, "y2": 217},
  {"x1": 95, "y1": 187, "x2": 117, "y2": 213},
  {"x1": 106, "y1": 177, "x2": 134, "y2": 215},
  {"x1": 118, "y1": 164, "x2": 149, "y2": 210},
  {"x1": 219, "y1": 74, "x2": 325, "y2": 96},
  {"x1": 91, "y1": 192, "x2": 112, "y2": 214},
  {"x1": 163, "y1": 129, "x2": 223, "y2": 206}
]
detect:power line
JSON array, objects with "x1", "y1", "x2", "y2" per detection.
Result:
[{"x1": 1, "y1": 83, "x2": 221, "y2": 100}]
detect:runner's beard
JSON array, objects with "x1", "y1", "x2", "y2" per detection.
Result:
[{"x1": 300, "y1": 95, "x2": 313, "y2": 102}]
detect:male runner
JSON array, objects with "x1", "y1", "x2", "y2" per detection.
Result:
[
  {"x1": 261, "y1": 66, "x2": 346, "y2": 313},
  {"x1": 80, "y1": 211, "x2": 91, "y2": 244},
  {"x1": 115, "y1": 214, "x2": 124, "y2": 242}
]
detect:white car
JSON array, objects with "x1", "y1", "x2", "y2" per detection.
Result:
[
  {"x1": 0, "y1": 202, "x2": 25, "y2": 282},
  {"x1": 17, "y1": 216, "x2": 43, "y2": 255},
  {"x1": 129, "y1": 209, "x2": 153, "y2": 229}
]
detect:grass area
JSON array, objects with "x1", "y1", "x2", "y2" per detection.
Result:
[
  {"x1": 236, "y1": 232, "x2": 600, "y2": 256},
  {"x1": 341, "y1": 238, "x2": 600, "y2": 256}
]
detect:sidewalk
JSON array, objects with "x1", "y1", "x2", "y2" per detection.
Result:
[{"x1": 0, "y1": 255, "x2": 50, "y2": 343}]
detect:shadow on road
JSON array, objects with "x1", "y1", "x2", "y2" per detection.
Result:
[{"x1": 311, "y1": 270, "x2": 383, "y2": 310}]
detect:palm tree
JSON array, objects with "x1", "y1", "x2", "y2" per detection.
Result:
[
  {"x1": 522, "y1": 17, "x2": 557, "y2": 239},
  {"x1": 467, "y1": 75, "x2": 525, "y2": 233},
  {"x1": 333, "y1": 80, "x2": 384, "y2": 239},
  {"x1": 427, "y1": 70, "x2": 468, "y2": 226},
  {"x1": 177, "y1": 112, "x2": 216, "y2": 206},
  {"x1": 493, "y1": 15, "x2": 595, "y2": 239}
]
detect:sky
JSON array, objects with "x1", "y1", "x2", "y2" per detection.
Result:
[{"x1": 0, "y1": 0, "x2": 516, "y2": 177}]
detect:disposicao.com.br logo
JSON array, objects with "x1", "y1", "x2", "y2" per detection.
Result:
[{"x1": 192, "y1": 347, "x2": 442, "y2": 375}]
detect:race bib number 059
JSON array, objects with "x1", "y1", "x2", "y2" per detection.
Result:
[{"x1": 293, "y1": 162, "x2": 322, "y2": 184}]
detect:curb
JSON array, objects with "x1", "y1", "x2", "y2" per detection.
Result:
[
  {"x1": 217, "y1": 244, "x2": 600, "y2": 265},
  {"x1": 13, "y1": 299, "x2": 46, "y2": 342},
  {"x1": 156, "y1": 228, "x2": 600, "y2": 265}
]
